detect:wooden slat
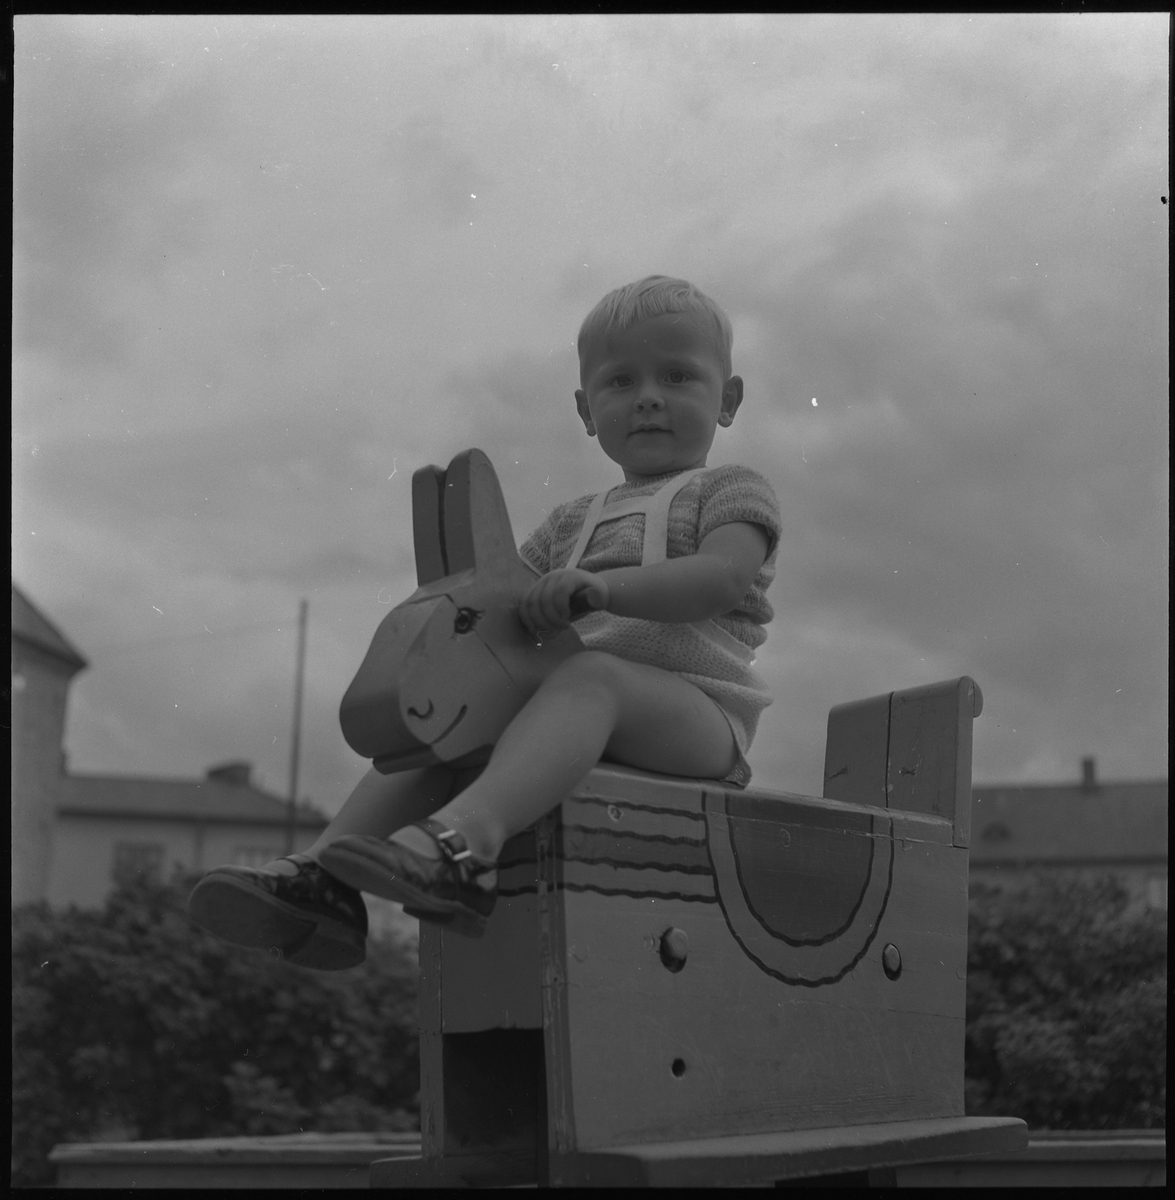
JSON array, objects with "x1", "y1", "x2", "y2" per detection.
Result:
[
  {"x1": 438, "y1": 452, "x2": 476, "y2": 575},
  {"x1": 417, "y1": 922, "x2": 444, "y2": 1159},
  {"x1": 418, "y1": 921, "x2": 442, "y2": 1037},
  {"x1": 411, "y1": 464, "x2": 447, "y2": 584},
  {"x1": 418, "y1": 1031, "x2": 444, "y2": 1161},
  {"x1": 440, "y1": 449, "x2": 523, "y2": 577},
  {"x1": 439, "y1": 828, "x2": 541, "y2": 1034},
  {"x1": 887, "y1": 677, "x2": 982, "y2": 847},
  {"x1": 54, "y1": 1163, "x2": 375, "y2": 1189},
  {"x1": 575, "y1": 763, "x2": 708, "y2": 812},
  {"x1": 439, "y1": 892, "x2": 542, "y2": 1033},
  {"x1": 370, "y1": 1148, "x2": 537, "y2": 1188},
  {"x1": 888, "y1": 808, "x2": 955, "y2": 846},
  {"x1": 823, "y1": 692, "x2": 890, "y2": 807},
  {"x1": 537, "y1": 809, "x2": 576, "y2": 1160},
  {"x1": 550, "y1": 1115, "x2": 1028, "y2": 1187},
  {"x1": 868, "y1": 836, "x2": 969, "y2": 1020}
]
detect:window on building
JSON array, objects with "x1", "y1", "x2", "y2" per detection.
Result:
[
  {"x1": 1146, "y1": 876, "x2": 1167, "y2": 912},
  {"x1": 113, "y1": 842, "x2": 166, "y2": 885},
  {"x1": 232, "y1": 846, "x2": 284, "y2": 868},
  {"x1": 980, "y1": 822, "x2": 1012, "y2": 843}
]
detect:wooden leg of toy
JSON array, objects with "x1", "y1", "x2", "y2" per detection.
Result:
[{"x1": 392, "y1": 825, "x2": 548, "y2": 1188}]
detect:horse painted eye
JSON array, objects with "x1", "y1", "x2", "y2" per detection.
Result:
[{"x1": 453, "y1": 607, "x2": 481, "y2": 635}]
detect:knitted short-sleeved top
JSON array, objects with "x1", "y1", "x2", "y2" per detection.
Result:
[{"x1": 519, "y1": 463, "x2": 780, "y2": 757}]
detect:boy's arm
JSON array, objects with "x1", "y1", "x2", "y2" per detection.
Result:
[
  {"x1": 519, "y1": 522, "x2": 769, "y2": 633},
  {"x1": 599, "y1": 521, "x2": 770, "y2": 623}
]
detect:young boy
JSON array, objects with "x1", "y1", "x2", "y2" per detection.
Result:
[{"x1": 189, "y1": 276, "x2": 780, "y2": 968}]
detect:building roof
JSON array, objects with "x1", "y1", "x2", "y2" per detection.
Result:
[
  {"x1": 11, "y1": 582, "x2": 88, "y2": 672},
  {"x1": 970, "y1": 779, "x2": 1168, "y2": 866},
  {"x1": 57, "y1": 770, "x2": 330, "y2": 829}
]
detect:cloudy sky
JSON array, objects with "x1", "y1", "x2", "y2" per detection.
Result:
[{"x1": 13, "y1": 14, "x2": 1168, "y2": 817}]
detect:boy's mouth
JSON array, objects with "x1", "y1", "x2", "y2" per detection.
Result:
[{"x1": 632, "y1": 425, "x2": 669, "y2": 434}]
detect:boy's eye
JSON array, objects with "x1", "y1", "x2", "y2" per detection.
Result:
[
  {"x1": 609, "y1": 374, "x2": 633, "y2": 388},
  {"x1": 666, "y1": 370, "x2": 689, "y2": 384}
]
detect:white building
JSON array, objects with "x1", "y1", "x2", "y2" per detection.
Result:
[
  {"x1": 11, "y1": 582, "x2": 413, "y2": 943},
  {"x1": 51, "y1": 761, "x2": 331, "y2": 909},
  {"x1": 12, "y1": 581, "x2": 328, "y2": 908},
  {"x1": 970, "y1": 760, "x2": 1167, "y2": 913}
]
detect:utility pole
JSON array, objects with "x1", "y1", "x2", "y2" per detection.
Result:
[{"x1": 284, "y1": 598, "x2": 308, "y2": 856}]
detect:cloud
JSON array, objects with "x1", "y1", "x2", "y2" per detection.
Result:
[
  {"x1": 707, "y1": 146, "x2": 1168, "y2": 787},
  {"x1": 13, "y1": 14, "x2": 1168, "y2": 813}
]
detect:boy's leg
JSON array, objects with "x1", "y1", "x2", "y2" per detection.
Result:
[
  {"x1": 301, "y1": 764, "x2": 459, "y2": 861},
  {"x1": 426, "y1": 650, "x2": 737, "y2": 861},
  {"x1": 189, "y1": 765, "x2": 458, "y2": 968}
]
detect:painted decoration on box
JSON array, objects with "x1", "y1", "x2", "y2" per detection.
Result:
[
  {"x1": 500, "y1": 790, "x2": 894, "y2": 989},
  {"x1": 705, "y1": 792, "x2": 894, "y2": 986}
]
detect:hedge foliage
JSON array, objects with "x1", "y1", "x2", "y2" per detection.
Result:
[
  {"x1": 964, "y1": 872, "x2": 1166, "y2": 1130},
  {"x1": 12, "y1": 869, "x2": 419, "y2": 1187},
  {"x1": 12, "y1": 867, "x2": 1166, "y2": 1186}
]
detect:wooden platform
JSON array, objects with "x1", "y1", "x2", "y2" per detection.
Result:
[
  {"x1": 47, "y1": 1128, "x2": 1165, "y2": 1188},
  {"x1": 899, "y1": 1130, "x2": 1167, "y2": 1189},
  {"x1": 48, "y1": 1132, "x2": 420, "y2": 1189}
]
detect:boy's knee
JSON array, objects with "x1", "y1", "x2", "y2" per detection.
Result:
[{"x1": 546, "y1": 650, "x2": 626, "y2": 693}]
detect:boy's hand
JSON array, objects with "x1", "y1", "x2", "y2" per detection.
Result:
[{"x1": 519, "y1": 568, "x2": 609, "y2": 636}]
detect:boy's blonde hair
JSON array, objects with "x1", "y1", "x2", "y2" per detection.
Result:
[{"x1": 577, "y1": 276, "x2": 734, "y2": 382}]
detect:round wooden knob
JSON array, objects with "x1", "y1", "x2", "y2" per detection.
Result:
[
  {"x1": 659, "y1": 927, "x2": 689, "y2": 972},
  {"x1": 882, "y1": 943, "x2": 902, "y2": 979}
]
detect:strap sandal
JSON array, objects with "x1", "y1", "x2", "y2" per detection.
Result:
[
  {"x1": 318, "y1": 819, "x2": 498, "y2": 938},
  {"x1": 188, "y1": 854, "x2": 368, "y2": 970}
]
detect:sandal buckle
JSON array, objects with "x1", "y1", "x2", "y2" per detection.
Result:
[{"x1": 434, "y1": 827, "x2": 472, "y2": 862}]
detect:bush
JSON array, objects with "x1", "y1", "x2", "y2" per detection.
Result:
[
  {"x1": 964, "y1": 872, "x2": 1166, "y2": 1130},
  {"x1": 16, "y1": 865, "x2": 1164, "y2": 1183},
  {"x1": 12, "y1": 869, "x2": 420, "y2": 1187}
]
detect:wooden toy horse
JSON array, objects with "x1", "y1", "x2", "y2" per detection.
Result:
[
  {"x1": 339, "y1": 449, "x2": 583, "y2": 773},
  {"x1": 342, "y1": 450, "x2": 1026, "y2": 1187}
]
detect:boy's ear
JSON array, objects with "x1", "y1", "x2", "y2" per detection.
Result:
[
  {"x1": 575, "y1": 389, "x2": 597, "y2": 437},
  {"x1": 718, "y1": 375, "x2": 744, "y2": 427}
]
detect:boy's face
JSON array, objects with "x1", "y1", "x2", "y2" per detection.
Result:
[{"x1": 575, "y1": 313, "x2": 743, "y2": 481}]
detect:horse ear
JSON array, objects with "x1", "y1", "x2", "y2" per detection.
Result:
[
  {"x1": 442, "y1": 449, "x2": 519, "y2": 575},
  {"x1": 412, "y1": 465, "x2": 448, "y2": 585}
]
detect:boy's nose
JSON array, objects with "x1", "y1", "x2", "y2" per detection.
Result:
[{"x1": 635, "y1": 389, "x2": 664, "y2": 410}]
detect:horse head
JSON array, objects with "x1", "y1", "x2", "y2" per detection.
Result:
[{"x1": 339, "y1": 449, "x2": 583, "y2": 773}]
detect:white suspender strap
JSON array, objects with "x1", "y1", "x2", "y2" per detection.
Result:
[
  {"x1": 565, "y1": 489, "x2": 610, "y2": 570},
  {"x1": 639, "y1": 468, "x2": 707, "y2": 565},
  {"x1": 592, "y1": 495, "x2": 652, "y2": 521},
  {"x1": 565, "y1": 467, "x2": 709, "y2": 570}
]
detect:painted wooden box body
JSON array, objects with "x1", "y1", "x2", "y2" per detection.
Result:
[{"x1": 390, "y1": 677, "x2": 1011, "y2": 1186}]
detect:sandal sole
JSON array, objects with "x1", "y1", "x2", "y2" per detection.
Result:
[
  {"x1": 188, "y1": 872, "x2": 367, "y2": 969},
  {"x1": 319, "y1": 843, "x2": 489, "y2": 938}
]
